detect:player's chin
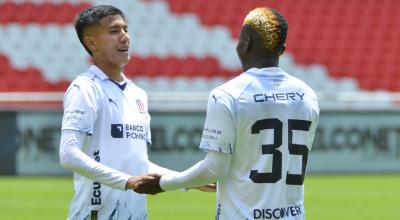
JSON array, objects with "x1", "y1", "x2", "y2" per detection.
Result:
[{"x1": 118, "y1": 54, "x2": 131, "y2": 66}]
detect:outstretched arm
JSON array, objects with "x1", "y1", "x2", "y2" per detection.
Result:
[
  {"x1": 59, "y1": 129, "x2": 154, "y2": 190},
  {"x1": 159, "y1": 150, "x2": 231, "y2": 191},
  {"x1": 148, "y1": 161, "x2": 179, "y2": 176},
  {"x1": 145, "y1": 160, "x2": 216, "y2": 193},
  {"x1": 135, "y1": 89, "x2": 235, "y2": 194}
]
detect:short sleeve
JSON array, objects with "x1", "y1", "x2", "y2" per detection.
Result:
[
  {"x1": 199, "y1": 89, "x2": 235, "y2": 154},
  {"x1": 61, "y1": 79, "x2": 100, "y2": 135}
]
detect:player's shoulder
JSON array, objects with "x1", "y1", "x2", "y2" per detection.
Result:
[
  {"x1": 213, "y1": 73, "x2": 256, "y2": 100},
  {"x1": 69, "y1": 71, "x2": 97, "y2": 88},
  {"x1": 127, "y1": 80, "x2": 147, "y2": 95},
  {"x1": 72, "y1": 72, "x2": 96, "y2": 86},
  {"x1": 126, "y1": 79, "x2": 148, "y2": 100},
  {"x1": 288, "y1": 74, "x2": 318, "y2": 100},
  {"x1": 64, "y1": 71, "x2": 104, "y2": 99},
  {"x1": 206, "y1": 73, "x2": 255, "y2": 110},
  {"x1": 285, "y1": 73, "x2": 319, "y2": 114}
]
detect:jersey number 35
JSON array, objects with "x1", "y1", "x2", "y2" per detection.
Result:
[{"x1": 249, "y1": 118, "x2": 312, "y2": 185}]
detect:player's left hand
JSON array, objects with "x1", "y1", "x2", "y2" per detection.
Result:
[{"x1": 193, "y1": 183, "x2": 216, "y2": 192}]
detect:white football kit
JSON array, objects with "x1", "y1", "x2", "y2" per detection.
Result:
[
  {"x1": 61, "y1": 65, "x2": 151, "y2": 220},
  {"x1": 199, "y1": 67, "x2": 319, "y2": 220}
]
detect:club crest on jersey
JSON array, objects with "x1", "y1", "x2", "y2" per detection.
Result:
[{"x1": 136, "y1": 99, "x2": 145, "y2": 114}]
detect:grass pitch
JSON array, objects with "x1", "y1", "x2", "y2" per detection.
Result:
[{"x1": 0, "y1": 175, "x2": 399, "y2": 219}]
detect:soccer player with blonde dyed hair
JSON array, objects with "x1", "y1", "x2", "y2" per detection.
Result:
[{"x1": 136, "y1": 7, "x2": 319, "y2": 220}]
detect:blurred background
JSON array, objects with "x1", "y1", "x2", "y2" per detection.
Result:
[{"x1": 0, "y1": 0, "x2": 399, "y2": 219}]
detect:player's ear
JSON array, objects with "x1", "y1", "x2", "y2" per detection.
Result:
[
  {"x1": 244, "y1": 36, "x2": 252, "y2": 52},
  {"x1": 83, "y1": 35, "x2": 97, "y2": 54},
  {"x1": 280, "y1": 44, "x2": 286, "y2": 55}
]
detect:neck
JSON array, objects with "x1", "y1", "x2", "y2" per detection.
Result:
[
  {"x1": 93, "y1": 60, "x2": 123, "y2": 82},
  {"x1": 242, "y1": 57, "x2": 279, "y2": 72}
]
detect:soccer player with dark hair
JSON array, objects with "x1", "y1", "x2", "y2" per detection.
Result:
[
  {"x1": 59, "y1": 5, "x2": 176, "y2": 219},
  {"x1": 136, "y1": 7, "x2": 319, "y2": 220}
]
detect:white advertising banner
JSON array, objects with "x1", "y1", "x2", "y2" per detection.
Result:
[
  {"x1": 14, "y1": 111, "x2": 400, "y2": 175},
  {"x1": 16, "y1": 111, "x2": 68, "y2": 175},
  {"x1": 310, "y1": 111, "x2": 400, "y2": 173}
]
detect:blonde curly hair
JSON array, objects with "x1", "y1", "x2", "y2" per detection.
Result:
[{"x1": 243, "y1": 7, "x2": 288, "y2": 51}]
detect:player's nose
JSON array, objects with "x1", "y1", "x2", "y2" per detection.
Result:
[{"x1": 121, "y1": 30, "x2": 130, "y2": 44}]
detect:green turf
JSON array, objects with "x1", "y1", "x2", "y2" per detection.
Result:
[
  {"x1": 305, "y1": 175, "x2": 400, "y2": 220},
  {"x1": 0, "y1": 176, "x2": 72, "y2": 220},
  {"x1": 0, "y1": 175, "x2": 399, "y2": 219}
]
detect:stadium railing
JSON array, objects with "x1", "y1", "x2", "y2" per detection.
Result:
[{"x1": 1, "y1": 91, "x2": 400, "y2": 111}]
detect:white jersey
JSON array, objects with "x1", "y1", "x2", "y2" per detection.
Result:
[
  {"x1": 199, "y1": 67, "x2": 319, "y2": 220},
  {"x1": 61, "y1": 65, "x2": 151, "y2": 220}
]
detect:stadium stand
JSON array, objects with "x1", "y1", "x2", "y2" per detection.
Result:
[{"x1": 0, "y1": 0, "x2": 399, "y2": 108}]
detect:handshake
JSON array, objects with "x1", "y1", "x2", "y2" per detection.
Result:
[
  {"x1": 126, "y1": 173, "x2": 164, "y2": 195},
  {"x1": 126, "y1": 173, "x2": 216, "y2": 195}
]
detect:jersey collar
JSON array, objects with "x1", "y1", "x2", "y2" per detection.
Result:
[
  {"x1": 246, "y1": 67, "x2": 289, "y2": 77},
  {"x1": 88, "y1": 65, "x2": 129, "y2": 82}
]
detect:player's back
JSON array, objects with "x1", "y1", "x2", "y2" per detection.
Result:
[{"x1": 215, "y1": 67, "x2": 319, "y2": 220}]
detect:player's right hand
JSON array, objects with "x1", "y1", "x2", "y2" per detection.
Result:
[{"x1": 131, "y1": 173, "x2": 164, "y2": 195}]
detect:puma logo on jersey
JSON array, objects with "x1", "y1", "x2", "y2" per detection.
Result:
[
  {"x1": 212, "y1": 95, "x2": 221, "y2": 103},
  {"x1": 108, "y1": 98, "x2": 118, "y2": 106},
  {"x1": 253, "y1": 92, "x2": 305, "y2": 102},
  {"x1": 72, "y1": 84, "x2": 80, "y2": 90}
]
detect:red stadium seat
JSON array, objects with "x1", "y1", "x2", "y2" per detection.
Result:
[{"x1": 0, "y1": 0, "x2": 399, "y2": 92}]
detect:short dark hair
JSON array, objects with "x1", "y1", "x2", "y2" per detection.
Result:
[
  {"x1": 271, "y1": 8, "x2": 288, "y2": 52},
  {"x1": 74, "y1": 5, "x2": 126, "y2": 56}
]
